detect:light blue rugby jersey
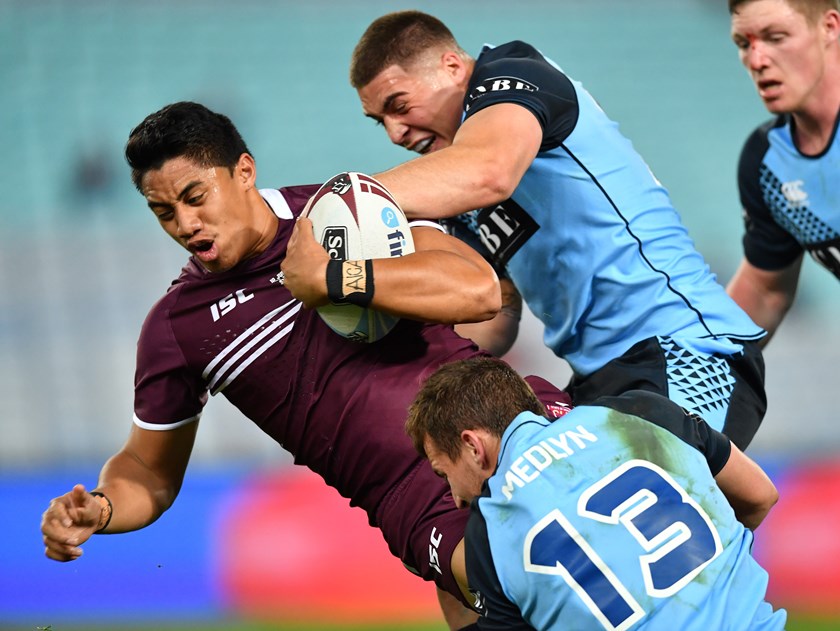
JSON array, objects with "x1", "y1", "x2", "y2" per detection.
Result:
[
  {"x1": 456, "y1": 42, "x2": 763, "y2": 376},
  {"x1": 465, "y1": 391, "x2": 786, "y2": 630},
  {"x1": 738, "y1": 113, "x2": 840, "y2": 277}
]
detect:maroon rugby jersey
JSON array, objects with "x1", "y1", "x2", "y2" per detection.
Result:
[{"x1": 134, "y1": 184, "x2": 571, "y2": 594}]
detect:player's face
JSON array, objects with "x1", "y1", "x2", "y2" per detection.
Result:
[
  {"x1": 141, "y1": 155, "x2": 274, "y2": 273},
  {"x1": 358, "y1": 54, "x2": 467, "y2": 155},
  {"x1": 731, "y1": 0, "x2": 835, "y2": 114},
  {"x1": 424, "y1": 436, "x2": 486, "y2": 510}
]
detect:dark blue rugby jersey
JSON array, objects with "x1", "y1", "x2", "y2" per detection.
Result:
[{"x1": 737, "y1": 113, "x2": 840, "y2": 278}]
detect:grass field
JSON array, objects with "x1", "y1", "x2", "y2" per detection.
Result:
[{"x1": 19, "y1": 613, "x2": 840, "y2": 631}]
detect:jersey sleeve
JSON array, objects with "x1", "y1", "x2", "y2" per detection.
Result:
[
  {"x1": 134, "y1": 292, "x2": 208, "y2": 429},
  {"x1": 465, "y1": 508, "x2": 536, "y2": 631},
  {"x1": 464, "y1": 41, "x2": 578, "y2": 151},
  {"x1": 737, "y1": 121, "x2": 804, "y2": 271},
  {"x1": 591, "y1": 390, "x2": 732, "y2": 476}
]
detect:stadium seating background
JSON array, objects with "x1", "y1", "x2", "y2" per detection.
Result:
[{"x1": 2, "y1": 0, "x2": 838, "y2": 627}]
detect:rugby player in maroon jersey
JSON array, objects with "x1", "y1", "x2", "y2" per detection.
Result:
[{"x1": 40, "y1": 101, "x2": 571, "y2": 629}]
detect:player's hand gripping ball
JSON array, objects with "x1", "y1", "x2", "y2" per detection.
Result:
[{"x1": 302, "y1": 172, "x2": 414, "y2": 342}]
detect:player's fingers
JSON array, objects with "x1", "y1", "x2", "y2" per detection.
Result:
[
  {"x1": 69, "y1": 484, "x2": 89, "y2": 505},
  {"x1": 43, "y1": 539, "x2": 83, "y2": 562},
  {"x1": 41, "y1": 500, "x2": 73, "y2": 532},
  {"x1": 297, "y1": 216, "x2": 314, "y2": 234}
]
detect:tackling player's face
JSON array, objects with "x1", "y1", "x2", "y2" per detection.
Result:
[
  {"x1": 358, "y1": 52, "x2": 468, "y2": 155},
  {"x1": 424, "y1": 435, "x2": 487, "y2": 510},
  {"x1": 731, "y1": 0, "x2": 837, "y2": 114},
  {"x1": 141, "y1": 155, "x2": 275, "y2": 273}
]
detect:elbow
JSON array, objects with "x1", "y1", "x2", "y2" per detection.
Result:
[
  {"x1": 744, "y1": 483, "x2": 780, "y2": 531},
  {"x1": 759, "y1": 483, "x2": 780, "y2": 521},
  {"x1": 453, "y1": 275, "x2": 502, "y2": 324},
  {"x1": 473, "y1": 276, "x2": 503, "y2": 323}
]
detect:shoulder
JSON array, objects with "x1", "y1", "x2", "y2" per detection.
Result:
[
  {"x1": 586, "y1": 390, "x2": 732, "y2": 475},
  {"x1": 477, "y1": 40, "x2": 542, "y2": 62},
  {"x1": 473, "y1": 40, "x2": 564, "y2": 80},
  {"x1": 468, "y1": 40, "x2": 576, "y2": 141},
  {"x1": 273, "y1": 183, "x2": 322, "y2": 218},
  {"x1": 740, "y1": 116, "x2": 785, "y2": 166}
]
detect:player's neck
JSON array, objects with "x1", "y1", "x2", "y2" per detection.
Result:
[{"x1": 792, "y1": 66, "x2": 840, "y2": 155}]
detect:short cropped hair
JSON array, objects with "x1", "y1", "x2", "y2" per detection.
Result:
[
  {"x1": 349, "y1": 10, "x2": 468, "y2": 89},
  {"x1": 405, "y1": 357, "x2": 546, "y2": 461},
  {"x1": 125, "y1": 101, "x2": 251, "y2": 191},
  {"x1": 729, "y1": 0, "x2": 840, "y2": 22}
]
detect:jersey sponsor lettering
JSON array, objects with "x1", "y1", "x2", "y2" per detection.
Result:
[
  {"x1": 209, "y1": 288, "x2": 255, "y2": 322},
  {"x1": 429, "y1": 526, "x2": 443, "y2": 575},
  {"x1": 467, "y1": 76, "x2": 539, "y2": 111},
  {"x1": 806, "y1": 237, "x2": 840, "y2": 279},
  {"x1": 475, "y1": 200, "x2": 539, "y2": 268}
]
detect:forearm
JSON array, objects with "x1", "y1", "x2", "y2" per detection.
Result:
[
  {"x1": 726, "y1": 257, "x2": 800, "y2": 345},
  {"x1": 370, "y1": 251, "x2": 500, "y2": 323},
  {"x1": 715, "y1": 443, "x2": 779, "y2": 531},
  {"x1": 375, "y1": 146, "x2": 511, "y2": 220},
  {"x1": 375, "y1": 103, "x2": 541, "y2": 219},
  {"x1": 93, "y1": 449, "x2": 181, "y2": 533},
  {"x1": 727, "y1": 280, "x2": 787, "y2": 343}
]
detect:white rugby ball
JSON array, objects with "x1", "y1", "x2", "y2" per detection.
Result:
[{"x1": 302, "y1": 172, "x2": 414, "y2": 342}]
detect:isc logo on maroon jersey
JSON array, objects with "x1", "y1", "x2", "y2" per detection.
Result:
[{"x1": 321, "y1": 227, "x2": 348, "y2": 260}]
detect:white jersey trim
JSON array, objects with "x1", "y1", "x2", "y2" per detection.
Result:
[
  {"x1": 133, "y1": 413, "x2": 200, "y2": 431},
  {"x1": 260, "y1": 188, "x2": 294, "y2": 219},
  {"x1": 408, "y1": 219, "x2": 445, "y2": 233}
]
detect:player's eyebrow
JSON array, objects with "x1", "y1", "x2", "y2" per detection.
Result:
[
  {"x1": 147, "y1": 180, "x2": 203, "y2": 210},
  {"x1": 364, "y1": 91, "x2": 407, "y2": 123}
]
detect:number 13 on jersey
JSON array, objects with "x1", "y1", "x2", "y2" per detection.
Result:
[{"x1": 523, "y1": 460, "x2": 723, "y2": 631}]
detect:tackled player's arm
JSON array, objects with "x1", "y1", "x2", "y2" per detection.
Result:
[
  {"x1": 455, "y1": 277, "x2": 521, "y2": 357},
  {"x1": 94, "y1": 422, "x2": 198, "y2": 532},
  {"x1": 714, "y1": 441, "x2": 778, "y2": 531},
  {"x1": 282, "y1": 218, "x2": 501, "y2": 324},
  {"x1": 42, "y1": 422, "x2": 198, "y2": 561},
  {"x1": 369, "y1": 224, "x2": 501, "y2": 323},
  {"x1": 374, "y1": 103, "x2": 543, "y2": 220}
]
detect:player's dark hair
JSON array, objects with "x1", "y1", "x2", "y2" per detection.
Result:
[
  {"x1": 350, "y1": 10, "x2": 469, "y2": 89},
  {"x1": 729, "y1": 0, "x2": 840, "y2": 20},
  {"x1": 406, "y1": 357, "x2": 545, "y2": 462},
  {"x1": 125, "y1": 101, "x2": 251, "y2": 191}
]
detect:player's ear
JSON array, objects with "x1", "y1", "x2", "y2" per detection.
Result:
[
  {"x1": 440, "y1": 50, "x2": 468, "y2": 84},
  {"x1": 236, "y1": 153, "x2": 257, "y2": 188},
  {"x1": 822, "y1": 8, "x2": 840, "y2": 42},
  {"x1": 461, "y1": 430, "x2": 487, "y2": 466}
]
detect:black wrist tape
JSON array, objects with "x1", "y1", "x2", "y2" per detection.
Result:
[{"x1": 326, "y1": 259, "x2": 374, "y2": 307}]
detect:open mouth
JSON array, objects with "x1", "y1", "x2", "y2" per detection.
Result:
[
  {"x1": 757, "y1": 79, "x2": 781, "y2": 96},
  {"x1": 411, "y1": 137, "x2": 435, "y2": 154},
  {"x1": 189, "y1": 239, "x2": 217, "y2": 261}
]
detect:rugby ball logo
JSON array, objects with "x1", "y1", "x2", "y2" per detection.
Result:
[{"x1": 302, "y1": 172, "x2": 415, "y2": 342}]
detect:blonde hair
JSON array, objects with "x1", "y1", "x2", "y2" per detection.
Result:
[{"x1": 729, "y1": 0, "x2": 840, "y2": 24}]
